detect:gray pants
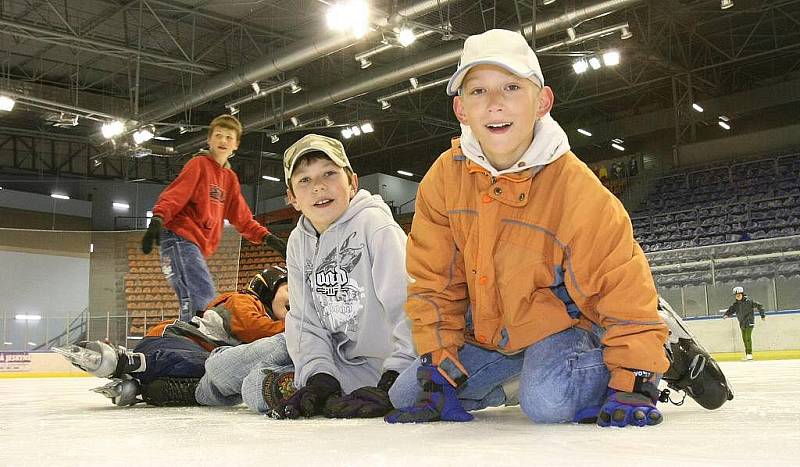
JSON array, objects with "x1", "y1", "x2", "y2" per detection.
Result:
[{"x1": 195, "y1": 333, "x2": 293, "y2": 413}]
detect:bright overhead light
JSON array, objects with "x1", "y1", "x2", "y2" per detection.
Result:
[
  {"x1": 289, "y1": 81, "x2": 302, "y2": 94},
  {"x1": 397, "y1": 170, "x2": 413, "y2": 177},
  {"x1": 572, "y1": 59, "x2": 589, "y2": 74},
  {"x1": 397, "y1": 27, "x2": 416, "y2": 47},
  {"x1": 270, "y1": 134, "x2": 279, "y2": 143},
  {"x1": 350, "y1": 125, "x2": 362, "y2": 136},
  {"x1": 251, "y1": 82, "x2": 261, "y2": 94},
  {"x1": 290, "y1": 116, "x2": 300, "y2": 127},
  {"x1": 112, "y1": 202, "x2": 130, "y2": 210},
  {"x1": 324, "y1": 117, "x2": 335, "y2": 127},
  {"x1": 602, "y1": 50, "x2": 620, "y2": 66},
  {"x1": 409, "y1": 77, "x2": 419, "y2": 89},
  {"x1": 153, "y1": 135, "x2": 174, "y2": 141},
  {"x1": 132, "y1": 127, "x2": 155, "y2": 145},
  {"x1": 611, "y1": 143, "x2": 626, "y2": 151},
  {"x1": 327, "y1": 0, "x2": 370, "y2": 38},
  {"x1": 0, "y1": 95, "x2": 16, "y2": 112},
  {"x1": 360, "y1": 122, "x2": 374, "y2": 133},
  {"x1": 228, "y1": 105, "x2": 239, "y2": 116},
  {"x1": 342, "y1": 128, "x2": 353, "y2": 139},
  {"x1": 51, "y1": 193, "x2": 70, "y2": 200},
  {"x1": 543, "y1": 0, "x2": 557, "y2": 4},
  {"x1": 692, "y1": 103, "x2": 704, "y2": 112},
  {"x1": 15, "y1": 314, "x2": 42, "y2": 321},
  {"x1": 588, "y1": 57, "x2": 602, "y2": 70},
  {"x1": 101, "y1": 120, "x2": 124, "y2": 139},
  {"x1": 93, "y1": 159, "x2": 102, "y2": 168},
  {"x1": 721, "y1": 0, "x2": 733, "y2": 9},
  {"x1": 612, "y1": 138, "x2": 624, "y2": 144},
  {"x1": 359, "y1": 58, "x2": 372, "y2": 69},
  {"x1": 719, "y1": 115, "x2": 730, "y2": 122},
  {"x1": 380, "y1": 100, "x2": 391, "y2": 110},
  {"x1": 718, "y1": 121, "x2": 731, "y2": 130},
  {"x1": 566, "y1": 27, "x2": 576, "y2": 40},
  {"x1": 620, "y1": 26, "x2": 633, "y2": 40},
  {"x1": 262, "y1": 175, "x2": 280, "y2": 182},
  {"x1": 577, "y1": 128, "x2": 592, "y2": 137}
]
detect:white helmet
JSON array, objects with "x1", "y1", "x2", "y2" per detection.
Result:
[{"x1": 732, "y1": 286, "x2": 744, "y2": 295}]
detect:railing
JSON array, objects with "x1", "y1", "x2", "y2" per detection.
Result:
[{"x1": 32, "y1": 309, "x2": 88, "y2": 351}]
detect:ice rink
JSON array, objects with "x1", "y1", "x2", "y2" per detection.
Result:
[{"x1": 2, "y1": 359, "x2": 799, "y2": 467}]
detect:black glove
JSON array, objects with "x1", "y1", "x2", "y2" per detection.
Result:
[
  {"x1": 141, "y1": 216, "x2": 162, "y2": 254},
  {"x1": 263, "y1": 233, "x2": 287, "y2": 259},
  {"x1": 273, "y1": 373, "x2": 341, "y2": 419},
  {"x1": 323, "y1": 370, "x2": 399, "y2": 419}
]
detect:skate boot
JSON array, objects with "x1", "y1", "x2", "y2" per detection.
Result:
[
  {"x1": 92, "y1": 374, "x2": 142, "y2": 406},
  {"x1": 658, "y1": 297, "x2": 734, "y2": 410},
  {"x1": 263, "y1": 369, "x2": 296, "y2": 417},
  {"x1": 141, "y1": 377, "x2": 201, "y2": 407},
  {"x1": 52, "y1": 341, "x2": 146, "y2": 379}
]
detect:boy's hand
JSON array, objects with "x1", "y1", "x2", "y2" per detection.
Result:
[
  {"x1": 273, "y1": 373, "x2": 341, "y2": 419},
  {"x1": 141, "y1": 217, "x2": 162, "y2": 254},
  {"x1": 323, "y1": 370, "x2": 398, "y2": 418},
  {"x1": 262, "y1": 233, "x2": 287, "y2": 259},
  {"x1": 597, "y1": 389, "x2": 662, "y2": 427},
  {"x1": 385, "y1": 364, "x2": 473, "y2": 423}
]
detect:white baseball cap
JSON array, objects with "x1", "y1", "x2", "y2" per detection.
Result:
[
  {"x1": 283, "y1": 134, "x2": 352, "y2": 186},
  {"x1": 446, "y1": 29, "x2": 544, "y2": 96}
]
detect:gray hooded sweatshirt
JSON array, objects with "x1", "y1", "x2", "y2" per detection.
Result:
[{"x1": 285, "y1": 189, "x2": 416, "y2": 392}]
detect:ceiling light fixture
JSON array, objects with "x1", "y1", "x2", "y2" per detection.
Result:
[
  {"x1": 270, "y1": 134, "x2": 279, "y2": 143},
  {"x1": 380, "y1": 100, "x2": 391, "y2": 110},
  {"x1": 692, "y1": 103, "x2": 704, "y2": 112},
  {"x1": 611, "y1": 143, "x2": 626, "y2": 151},
  {"x1": 101, "y1": 120, "x2": 125, "y2": 139},
  {"x1": 132, "y1": 126, "x2": 155, "y2": 145},
  {"x1": 721, "y1": 0, "x2": 734, "y2": 10},
  {"x1": 409, "y1": 77, "x2": 419, "y2": 89},
  {"x1": 577, "y1": 128, "x2": 592, "y2": 137},
  {"x1": 588, "y1": 57, "x2": 602, "y2": 70},
  {"x1": 262, "y1": 175, "x2": 280, "y2": 182},
  {"x1": 397, "y1": 170, "x2": 414, "y2": 177},
  {"x1": 51, "y1": 193, "x2": 70, "y2": 200},
  {"x1": 397, "y1": 27, "x2": 416, "y2": 47},
  {"x1": 602, "y1": 50, "x2": 620, "y2": 66},
  {"x1": 620, "y1": 26, "x2": 633, "y2": 40},
  {"x1": 342, "y1": 128, "x2": 353, "y2": 139},
  {"x1": 573, "y1": 59, "x2": 589, "y2": 74},
  {"x1": 0, "y1": 95, "x2": 15, "y2": 111},
  {"x1": 350, "y1": 125, "x2": 362, "y2": 136},
  {"x1": 360, "y1": 121, "x2": 374, "y2": 133}
]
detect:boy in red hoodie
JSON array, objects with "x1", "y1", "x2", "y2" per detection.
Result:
[{"x1": 141, "y1": 115, "x2": 285, "y2": 321}]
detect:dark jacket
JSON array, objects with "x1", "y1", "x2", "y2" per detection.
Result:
[{"x1": 725, "y1": 296, "x2": 765, "y2": 327}]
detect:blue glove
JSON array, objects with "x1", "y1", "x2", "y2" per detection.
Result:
[
  {"x1": 384, "y1": 364, "x2": 473, "y2": 423},
  {"x1": 597, "y1": 389, "x2": 663, "y2": 427}
]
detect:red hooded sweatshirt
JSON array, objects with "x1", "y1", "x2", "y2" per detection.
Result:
[{"x1": 152, "y1": 154, "x2": 268, "y2": 257}]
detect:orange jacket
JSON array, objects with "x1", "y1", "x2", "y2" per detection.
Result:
[
  {"x1": 406, "y1": 138, "x2": 668, "y2": 392},
  {"x1": 152, "y1": 154, "x2": 268, "y2": 257},
  {"x1": 147, "y1": 291, "x2": 284, "y2": 352}
]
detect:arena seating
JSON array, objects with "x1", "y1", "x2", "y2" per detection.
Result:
[{"x1": 631, "y1": 152, "x2": 800, "y2": 253}]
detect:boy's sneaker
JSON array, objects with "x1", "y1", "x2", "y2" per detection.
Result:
[
  {"x1": 92, "y1": 374, "x2": 142, "y2": 406},
  {"x1": 53, "y1": 341, "x2": 146, "y2": 379},
  {"x1": 262, "y1": 369, "x2": 296, "y2": 415},
  {"x1": 141, "y1": 377, "x2": 201, "y2": 406},
  {"x1": 658, "y1": 297, "x2": 734, "y2": 410},
  {"x1": 744, "y1": 354, "x2": 753, "y2": 361}
]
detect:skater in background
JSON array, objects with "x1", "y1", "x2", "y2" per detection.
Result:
[
  {"x1": 141, "y1": 114, "x2": 287, "y2": 322},
  {"x1": 386, "y1": 29, "x2": 732, "y2": 429},
  {"x1": 724, "y1": 286, "x2": 766, "y2": 360},
  {"x1": 54, "y1": 266, "x2": 289, "y2": 407}
]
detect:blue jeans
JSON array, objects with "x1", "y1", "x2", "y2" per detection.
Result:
[
  {"x1": 195, "y1": 333, "x2": 293, "y2": 412},
  {"x1": 132, "y1": 336, "x2": 209, "y2": 384},
  {"x1": 389, "y1": 327, "x2": 610, "y2": 423},
  {"x1": 159, "y1": 229, "x2": 216, "y2": 322}
]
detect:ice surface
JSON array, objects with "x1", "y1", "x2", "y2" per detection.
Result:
[{"x1": 2, "y1": 359, "x2": 799, "y2": 466}]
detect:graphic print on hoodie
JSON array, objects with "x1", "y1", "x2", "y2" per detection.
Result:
[{"x1": 307, "y1": 231, "x2": 366, "y2": 333}]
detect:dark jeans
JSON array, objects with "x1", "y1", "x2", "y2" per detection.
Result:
[
  {"x1": 158, "y1": 229, "x2": 216, "y2": 322},
  {"x1": 740, "y1": 326, "x2": 754, "y2": 354},
  {"x1": 132, "y1": 336, "x2": 210, "y2": 384}
]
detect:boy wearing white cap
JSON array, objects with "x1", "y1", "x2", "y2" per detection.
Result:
[{"x1": 386, "y1": 29, "x2": 672, "y2": 427}]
